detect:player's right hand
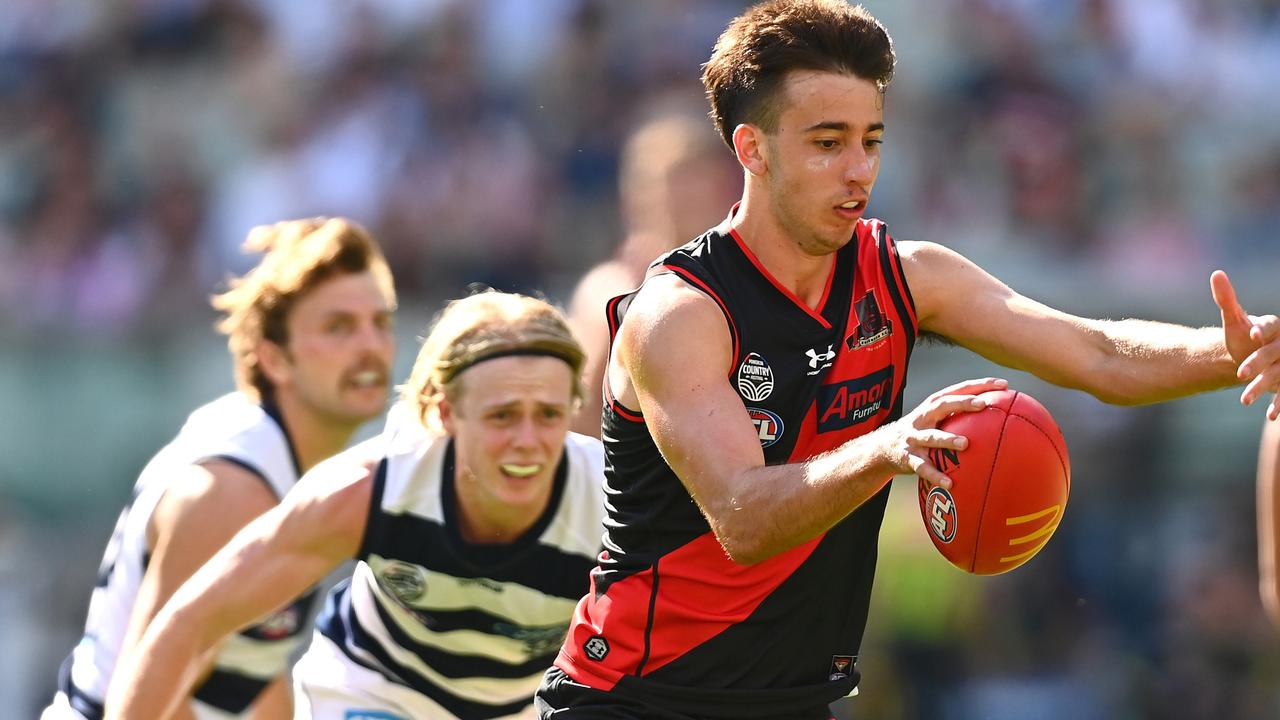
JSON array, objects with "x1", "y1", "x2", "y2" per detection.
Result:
[{"x1": 880, "y1": 377, "x2": 1008, "y2": 488}]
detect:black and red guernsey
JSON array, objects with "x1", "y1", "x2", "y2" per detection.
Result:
[{"x1": 552, "y1": 212, "x2": 919, "y2": 718}]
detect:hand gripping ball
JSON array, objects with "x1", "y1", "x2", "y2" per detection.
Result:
[{"x1": 917, "y1": 389, "x2": 1070, "y2": 575}]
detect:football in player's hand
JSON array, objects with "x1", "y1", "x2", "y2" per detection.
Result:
[{"x1": 917, "y1": 389, "x2": 1070, "y2": 575}]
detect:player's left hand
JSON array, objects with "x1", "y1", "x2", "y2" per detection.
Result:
[{"x1": 1211, "y1": 270, "x2": 1280, "y2": 419}]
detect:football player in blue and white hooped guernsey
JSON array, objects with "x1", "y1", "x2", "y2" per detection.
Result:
[
  {"x1": 106, "y1": 290, "x2": 608, "y2": 720},
  {"x1": 43, "y1": 218, "x2": 398, "y2": 720}
]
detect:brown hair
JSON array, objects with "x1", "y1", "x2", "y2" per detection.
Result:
[
  {"x1": 402, "y1": 290, "x2": 586, "y2": 431},
  {"x1": 701, "y1": 0, "x2": 895, "y2": 147},
  {"x1": 212, "y1": 217, "x2": 396, "y2": 401}
]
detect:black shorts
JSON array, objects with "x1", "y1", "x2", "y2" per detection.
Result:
[
  {"x1": 535, "y1": 667, "x2": 697, "y2": 720},
  {"x1": 534, "y1": 667, "x2": 837, "y2": 720}
]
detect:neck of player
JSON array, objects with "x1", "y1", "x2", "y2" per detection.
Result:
[
  {"x1": 732, "y1": 191, "x2": 837, "y2": 311},
  {"x1": 272, "y1": 390, "x2": 363, "y2": 474}
]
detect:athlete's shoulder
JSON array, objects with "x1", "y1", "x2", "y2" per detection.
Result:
[
  {"x1": 176, "y1": 392, "x2": 287, "y2": 461},
  {"x1": 661, "y1": 225, "x2": 729, "y2": 266},
  {"x1": 180, "y1": 392, "x2": 271, "y2": 438},
  {"x1": 368, "y1": 410, "x2": 450, "y2": 516},
  {"x1": 890, "y1": 238, "x2": 964, "y2": 279}
]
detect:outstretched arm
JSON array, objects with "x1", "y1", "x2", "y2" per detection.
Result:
[
  {"x1": 901, "y1": 241, "x2": 1279, "y2": 405},
  {"x1": 105, "y1": 457, "x2": 374, "y2": 719}
]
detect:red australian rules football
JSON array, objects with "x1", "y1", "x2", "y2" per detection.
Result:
[{"x1": 916, "y1": 389, "x2": 1070, "y2": 575}]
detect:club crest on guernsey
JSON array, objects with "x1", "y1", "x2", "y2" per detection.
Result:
[
  {"x1": 737, "y1": 352, "x2": 775, "y2": 402},
  {"x1": 829, "y1": 654, "x2": 857, "y2": 681},
  {"x1": 378, "y1": 560, "x2": 427, "y2": 603}
]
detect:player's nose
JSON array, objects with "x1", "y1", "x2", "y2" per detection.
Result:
[
  {"x1": 356, "y1": 319, "x2": 394, "y2": 356},
  {"x1": 843, "y1": 148, "x2": 876, "y2": 187}
]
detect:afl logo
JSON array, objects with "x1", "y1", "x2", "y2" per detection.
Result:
[
  {"x1": 925, "y1": 487, "x2": 957, "y2": 543},
  {"x1": 737, "y1": 352, "x2": 774, "y2": 402},
  {"x1": 747, "y1": 407, "x2": 784, "y2": 448},
  {"x1": 378, "y1": 560, "x2": 426, "y2": 603}
]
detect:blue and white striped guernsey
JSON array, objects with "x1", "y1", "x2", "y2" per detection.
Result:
[
  {"x1": 50, "y1": 392, "x2": 317, "y2": 720},
  {"x1": 308, "y1": 419, "x2": 606, "y2": 719}
]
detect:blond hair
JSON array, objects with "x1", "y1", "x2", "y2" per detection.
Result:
[
  {"x1": 402, "y1": 291, "x2": 585, "y2": 432},
  {"x1": 212, "y1": 217, "x2": 396, "y2": 401}
]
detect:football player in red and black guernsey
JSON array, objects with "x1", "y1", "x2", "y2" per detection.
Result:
[{"x1": 537, "y1": 1, "x2": 1280, "y2": 718}]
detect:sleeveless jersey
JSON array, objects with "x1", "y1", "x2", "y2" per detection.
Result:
[
  {"x1": 57, "y1": 392, "x2": 317, "y2": 719},
  {"x1": 313, "y1": 420, "x2": 608, "y2": 719},
  {"x1": 554, "y1": 216, "x2": 918, "y2": 718}
]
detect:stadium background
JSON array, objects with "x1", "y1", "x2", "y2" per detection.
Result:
[{"x1": 2, "y1": 0, "x2": 1280, "y2": 717}]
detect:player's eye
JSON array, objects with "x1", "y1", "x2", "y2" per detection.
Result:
[{"x1": 816, "y1": 138, "x2": 839, "y2": 150}]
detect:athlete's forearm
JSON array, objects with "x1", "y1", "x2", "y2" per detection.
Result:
[
  {"x1": 709, "y1": 429, "x2": 898, "y2": 565},
  {"x1": 105, "y1": 603, "x2": 213, "y2": 719},
  {"x1": 108, "y1": 521, "x2": 328, "y2": 717},
  {"x1": 1087, "y1": 320, "x2": 1236, "y2": 404}
]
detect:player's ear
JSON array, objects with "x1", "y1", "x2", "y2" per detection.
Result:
[
  {"x1": 733, "y1": 124, "x2": 767, "y2": 176},
  {"x1": 438, "y1": 394, "x2": 457, "y2": 435},
  {"x1": 255, "y1": 340, "x2": 292, "y2": 386}
]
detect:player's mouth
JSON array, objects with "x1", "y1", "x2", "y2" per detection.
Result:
[
  {"x1": 345, "y1": 368, "x2": 388, "y2": 391},
  {"x1": 834, "y1": 199, "x2": 866, "y2": 220},
  {"x1": 500, "y1": 463, "x2": 542, "y2": 479}
]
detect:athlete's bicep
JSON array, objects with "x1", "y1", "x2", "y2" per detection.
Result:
[
  {"x1": 619, "y1": 279, "x2": 765, "y2": 525},
  {"x1": 902, "y1": 240, "x2": 1106, "y2": 388}
]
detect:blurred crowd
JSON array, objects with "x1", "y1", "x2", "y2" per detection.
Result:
[{"x1": 3, "y1": 0, "x2": 1280, "y2": 717}]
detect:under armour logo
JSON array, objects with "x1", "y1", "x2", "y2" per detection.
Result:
[
  {"x1": 583, "y1": 635, "x2": 610, "y2": 661},
  {"x1": 806, "y1": 345, "x2": 836, "y2": 375}
]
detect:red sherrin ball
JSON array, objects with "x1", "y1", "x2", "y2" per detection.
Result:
[{"x1": 916, "y1": 389, "x2": 1070, "y2": 575}]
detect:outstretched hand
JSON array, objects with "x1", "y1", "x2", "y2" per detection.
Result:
[
  {"x1": 883, "y1": 377, "x2": 1009, "y2": 488},
  {"x1": 1211, "y1": 270, "x2": 1280, "y2": 419}
]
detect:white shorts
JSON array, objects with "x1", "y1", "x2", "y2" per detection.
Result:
[{"x1": 292, "y1": 632, "x2": 537, "y2": 720}]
